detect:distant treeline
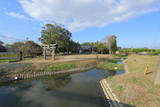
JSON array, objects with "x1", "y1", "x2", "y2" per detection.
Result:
[{"x1": 120, "y1": 48, "x2": 160, "y2": 55}]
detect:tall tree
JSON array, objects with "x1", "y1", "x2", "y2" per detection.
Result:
[
  {"x1": 106, "y1": 35, "x2": 117, "y2": 54},
  {"x1": 39, "y1": 23, "x2": 72, "y2": 54}
]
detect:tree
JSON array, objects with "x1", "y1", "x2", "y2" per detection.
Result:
[
  {"x1": 25, "y1": 41, "x2": 42, "y2": 57},
  {"x1": 93, "y1": 41, "x2": 107, "y2": 54},
  {"x1": 69, "y1": 40, "x2": 80, "y2": 54},
  {"x1": 106, "y1": 35, "x2": 117, "y2": 54},
  {"x1": 9, "y1": 41, "x2": 42, "y2": 57},
  {"x1": 39, "y1": 23, "x2": 72, "y2": 54},
  {"x1": 82, "y1": 41, "x2": 109, "y2": 54},
  {"x1": 9, "y1": 42, "x2": 25, "y2": 52}
]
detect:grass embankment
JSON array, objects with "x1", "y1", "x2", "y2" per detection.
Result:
[
  {"x1": 97, "y1": 59, "x2": 124, "y2": 71},
  {"x1": 15, "y1": 59, "x2": 97, "y2": 74},
  {"x1": 106, "y1": 54, "x2": 160, "y2": 107}
]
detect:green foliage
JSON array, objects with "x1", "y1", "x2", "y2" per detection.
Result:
[
  {"x1": 24, "y1": 41, "x2": 42, "y2": 57},
  {"x1": 68, "y1": 40, "x2": 81, "y2": 54},
  {"x1": 156, "y1": 97, "x2": 160, "y2": 103},
  {"x1": 107, "y1": 35, "x2": 117, "y2": 54},
  {"x1": 82, "y1": 41, "x2": 109, "y2": 54},
  {"x1": 39, "y1": 23, "x2": 79, "y2": 54},
  {"x1": 0, "y1": 59, "x2": 16, "y2": 63},
  {"x1": 0, "y1": 53, "x2": 18, "y2": 57},
  {"x1": 120, "y1": 48, "x2": 160, "y2": 55},
  {"x1": 16, "y1": 63, "x2": 76, "y2": 74},
  {"x1": 148, "y1": 49, "x2": 160, "y2": 55},
  {"x1": 47, "y1": 63, "x2": 76, "y2": 71},
  {"x1": 97, "y1": 60, "x2": 124, "y2": 71},
  {"x1": 115, "y1": 54, "x2": 127, "y2": 58},
  {"x1": 7, "y1": 41, "x2": 42, "y2": 57}
]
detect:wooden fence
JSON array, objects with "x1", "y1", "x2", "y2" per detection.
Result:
[{"x1": 0, "y1": 66, "x2": 95, "y2": 83}]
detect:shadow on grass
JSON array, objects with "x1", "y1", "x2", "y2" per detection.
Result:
[{"x1": 146, "y1": 72, "x2": 152, "y2": 75}]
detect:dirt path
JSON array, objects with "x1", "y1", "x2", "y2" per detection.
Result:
[{"x1": 0, "y1": 62, "x2": 32, "y2": 70}]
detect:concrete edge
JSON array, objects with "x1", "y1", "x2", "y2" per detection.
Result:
[
  {"x1": 123, "y1": 59, "x2": 129, "y2": 73},
  {"x1": 100, "y1": 79, "x2": 123, "y2": 107}
]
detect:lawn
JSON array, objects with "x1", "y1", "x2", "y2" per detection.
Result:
[{"x1": 106, "y1": 54, "x2": 160, "y2": 107}]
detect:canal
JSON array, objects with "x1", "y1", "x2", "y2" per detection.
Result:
[{"x1": 0, "y1": 67, "x2": 124, "y2": 107}]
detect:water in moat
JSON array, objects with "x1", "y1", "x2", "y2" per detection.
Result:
[{"x1": 0, "y1": 67, "x2": 124, "y2": 107}]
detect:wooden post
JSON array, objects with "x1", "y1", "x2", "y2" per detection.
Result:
[
  {"x1": 52, "y1": 48, "x2": 55, "y2": 61},
  {"x1": 44, "y1": 46, "x2": 46, "y2": 60},
  {"x1": 19, "y1": 51, "x2": 23, "y2": 61}
]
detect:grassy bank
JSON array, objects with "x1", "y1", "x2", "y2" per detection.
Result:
[
  {"x1": 106, "y1": 55, "x2": 160, "y2": 107},
  {"x1": 97, "y1": 59, "x2": 124, "y2": 71},
  {"x1": 15, "y1": 59, "x2": 97, "y2": 74}
]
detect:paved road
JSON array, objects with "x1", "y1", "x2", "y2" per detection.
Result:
[{"x1": 155, "y1": 56, "x2": 160, "y2": 85}]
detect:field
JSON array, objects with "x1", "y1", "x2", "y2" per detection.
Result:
[{"x1": 106, "y1": 54, "x2": 160, "y2": 107}]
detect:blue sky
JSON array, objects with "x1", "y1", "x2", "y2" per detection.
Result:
[{"x1": 0, "y1": 0, "x2": 160, "y2": 49}]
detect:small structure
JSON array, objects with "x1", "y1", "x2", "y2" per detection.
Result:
[
  {"x1": 80, "y1": 45, "x2": 93, "y2": 54},
  {"x1": 42, "y1": 44, "x2": 56, "y2": 60}
]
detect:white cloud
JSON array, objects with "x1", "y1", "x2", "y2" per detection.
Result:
[
  {"x1": 7, "y1": 12, "x2": 26, "y2": 19},
  {"x1": 0, "y1": 34, "x2": 24, "y2": 41},
  {"x1": 19, "y1": 0, "x2": 160, "y2": 31}
]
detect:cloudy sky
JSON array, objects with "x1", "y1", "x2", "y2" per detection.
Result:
[{"x1": 0, "y1": 0, "x2": 160, "y2": 48}]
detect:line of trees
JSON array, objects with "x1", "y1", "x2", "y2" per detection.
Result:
[
  {"x1": 0, "y1": 23, "x2": 118, "y2": 57},
  {"x1": 82, "y1": 35, "x2": 117, "y2": 54},
  {"x1": 120, "y1": 48, "x2": 160, "y2": 55}
]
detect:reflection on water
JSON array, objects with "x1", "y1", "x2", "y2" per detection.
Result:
[{"x1": 0, "y1": 68, "x2": 124, "y2": 107}]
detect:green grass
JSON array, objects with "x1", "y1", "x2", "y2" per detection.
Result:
[
  {"x1": 97, "y1": 59, "x2": 124, "y2": 71},
  {"x1": 16, "y1": 63, "x2": 76, "y2": 74},
  {"x1": 156, "y1": 97, "x2": 160, "y2": 103},
  {"x1": 0, "y1": 59, "x2": 17, "y2": 63},
  {"x1": 47, "y1": 63, "x2": 76, "y2": 71},
  {"x1": 0, "y1": 54, "x2": 18, "y2": 57},
  {"x1": 115, "y1": 54, "x2": 127, "y2": 58}
]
